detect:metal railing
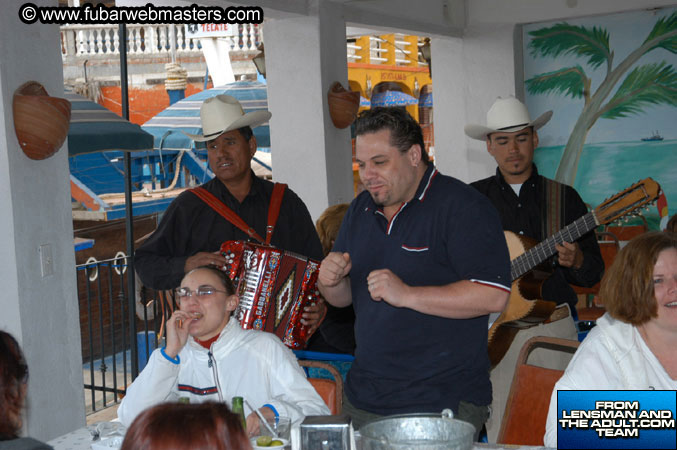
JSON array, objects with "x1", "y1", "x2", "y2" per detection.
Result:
[
  {"x1": 76, "y1": 257, "x2": 174, "y2": 414},
  {"x1": 60, "y1": 23, "x2": 262, "y2": 58},
  {"x1": 61, "y1": 24, "x2": 421, "y2": 66}
]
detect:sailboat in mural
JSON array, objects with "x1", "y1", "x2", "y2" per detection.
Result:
[
  {"x1": 641, "y1": 130, "x2": 664, "y2": 142},
  {"x1": 524, "y1": 10, "x2": 677, "y2": 186}
]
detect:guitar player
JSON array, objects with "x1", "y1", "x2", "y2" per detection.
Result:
[{"x1": 466, "y1": 96, "x2": 604, "y2": 442}]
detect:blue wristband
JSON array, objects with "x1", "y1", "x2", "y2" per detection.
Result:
[
  {"x1": 161, "y1": 347, "x2": 180, "y2": 365},
  {"x1": 263, "y1": 403, "x2": 279, "y2": 419}
]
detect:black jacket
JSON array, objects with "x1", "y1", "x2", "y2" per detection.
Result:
[
  {"x1": 471, "y1": 165, "x2": 604, "y2": 309},
  {"x1": 135, "y1": 173, "x2": 323, "y2": 290}
]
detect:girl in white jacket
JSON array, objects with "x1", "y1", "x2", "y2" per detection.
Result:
[
  {"x1": 118, "y1": 266, "x2": 329, "y2": 434},
  {"x1": 544, "y1": 232, "x2": 677, "y2": 447}
]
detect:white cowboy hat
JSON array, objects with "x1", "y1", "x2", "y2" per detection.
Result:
[
  {"x1": 464, "y1": 96, "x2": 553, "y2": 141},
  {"x1": 182, "y1": 94, "x2": 271, "y2": 142}
]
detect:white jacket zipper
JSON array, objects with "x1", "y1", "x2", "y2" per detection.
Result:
[{"x1": 208, "y1": 347, "x2": 224, "y2": 402}]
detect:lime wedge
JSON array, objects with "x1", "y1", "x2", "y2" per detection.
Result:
[
  {"x1": 270, "y1": 440, "x2": 284, "y2": 447},
  {"x1": 256, "y1": 435, "x2": 273, "y2": 446}
]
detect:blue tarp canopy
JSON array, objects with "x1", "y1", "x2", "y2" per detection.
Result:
[
  {"x1": 142, "y1": 81, "x2": 270, "y2": 151},
  {"x1": 370, "y1": 90, "x2": 418, "y2": 107},
  {"x1": 65, "y1": 91, "x2": 154, "y2": 156}
]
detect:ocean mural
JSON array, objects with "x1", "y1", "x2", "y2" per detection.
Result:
[{"x1": 522, "y1": 7, "x2": 677, "y2": 229}]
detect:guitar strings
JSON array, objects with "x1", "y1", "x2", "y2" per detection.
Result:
[{"x1": 511, "y1": 213, "x2": 597, "y2": 280}]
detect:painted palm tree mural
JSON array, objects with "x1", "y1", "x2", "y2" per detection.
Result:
[{"x1": 525, "y1": 10, "x2": 677, "y2": 186}]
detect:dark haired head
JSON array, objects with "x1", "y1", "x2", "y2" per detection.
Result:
[
  {"x1": 120, "y1": 402, "x2": 251, "y2": 450},
  {"x1": 185, "y1": 266, "x2": 236, "y2": 296},
  {"x1": 355, "y1": 107, "x2": 429, "y2": 164},
  {"x1": 0, "y1": 331, "x2": 28, "y2": 440}
]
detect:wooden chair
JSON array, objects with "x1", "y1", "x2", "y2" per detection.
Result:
[
  {"x1": 298, "y1": 360, "x2": 343, "y2": 414},
  {"x1": 497, "y1": 336, "x2": 580, "y2": 446},
  {"x1": 572, "y1": 231, "x2": 620, "y2": 322},
  {"x1": 605, "y1": 214, "x2": 648, "y2": 242}
]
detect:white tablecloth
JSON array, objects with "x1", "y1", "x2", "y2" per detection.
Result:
[
  {"x1": 48, "y1": 423, "x2": 553, "y2": 450},
  {"x1": 48, "y1": 422, "x2": 125, "y2": 450},
  {"x1": 48, "y1": 426, "x2": 95, "y2": 450}
]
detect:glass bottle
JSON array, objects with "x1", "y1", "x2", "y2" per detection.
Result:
[{"x1": 232, "y1": 396, "x2": 247, "y2": 433}]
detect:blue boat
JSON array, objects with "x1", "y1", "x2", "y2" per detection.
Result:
[
  {"x1": 70, "y1": 82, "x2": 273, "y2": 222},
  {"x1": 641, "y1": 130, "x2": 663, "y2": 142}
]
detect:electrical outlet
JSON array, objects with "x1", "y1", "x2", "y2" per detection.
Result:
[{"x1": 39, "y1": 244, "x2": 54, "y2": 277}]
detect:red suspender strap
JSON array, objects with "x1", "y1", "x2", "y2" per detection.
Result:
[
  {"x1": 189, "y1": 183, "x2": 287, "y2": 245},
  {"x1": 190, "y1": 187, "x2": 266, "y2": 244},
  {"x1": 266, "y1": 183, "x2": 287, "y2": 245}
]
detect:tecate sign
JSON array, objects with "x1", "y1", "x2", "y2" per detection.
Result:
[{"x1": 184, "y1": 24, "x2": 238, "y2": 38}]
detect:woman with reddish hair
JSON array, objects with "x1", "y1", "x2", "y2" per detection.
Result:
[
  {"x1": 120, "y1": 402, "x2": 251, "y2": 450},
  {"x1": 545, "y1": 232, "x2": 677, "y2": 447}
]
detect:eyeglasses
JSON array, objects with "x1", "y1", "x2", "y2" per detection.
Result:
[{"x1": 175, "y1": 285, "x2": 228, "y2": 300}]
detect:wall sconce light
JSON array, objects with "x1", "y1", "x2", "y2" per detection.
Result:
[
  {"x1": 327, "y1": 81, "x2": 360, "y2": 129},
  {"x1": 13, "y1": 81, "x2": 71, "y2": 160},
  {"x1": 419, "y1": 38, "x2": 432, "y2": 76},
  {"x1": 253, "y1": 44, "x2": 266, "y2": 79},
  {"x1": 365, "y1": 75, "x2": 372, "y2": 98},
  {"x1": 413, "y1": 78, "x2": 420, "y2": 98}
]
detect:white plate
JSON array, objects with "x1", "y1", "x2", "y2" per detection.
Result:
[{"x1": 249, "y1": 436, "x2": 289, "y2": 449}]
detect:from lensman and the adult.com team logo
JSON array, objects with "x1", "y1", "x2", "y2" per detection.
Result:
[{"x1": 557, "y1": 390, "x2": 677, "y2": 449}]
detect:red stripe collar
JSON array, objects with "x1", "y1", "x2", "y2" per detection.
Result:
[{"x1": 417, "y1": 167, "x2": 438, "y2": 202}]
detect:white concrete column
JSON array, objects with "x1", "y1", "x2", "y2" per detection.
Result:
[
  {"x1": 0, "y1": 0, "x2": 85, "y2": 440},
  {"x1": 461, "y1": 24, "x2": 519, "y2": 183},
  {"x1": 428, "y1": 36, "x2": 468, "y2": 181},
  {"x1": 264, "y1": 0, "x2": 354, "y2": 221},
  {"x1": 430, "y1": 25, "x2": 517, "y2": 184}
]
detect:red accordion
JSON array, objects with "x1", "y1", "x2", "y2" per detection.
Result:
[{"x1": 219, "y1": 240, "x2": 321, "y2": 349}]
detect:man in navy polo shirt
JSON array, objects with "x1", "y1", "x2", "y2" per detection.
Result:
[{"x1": 318, "y1": 107, "x2": 511, "y2": 438}]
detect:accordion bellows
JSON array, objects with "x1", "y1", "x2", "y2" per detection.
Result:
[{"x1": 220, "y1": 240, "x2": 321, "y2": 349}]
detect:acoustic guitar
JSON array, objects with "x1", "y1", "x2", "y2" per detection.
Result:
[{"x1": 487, "y1": 177, "x2": 661, "y2": 367}]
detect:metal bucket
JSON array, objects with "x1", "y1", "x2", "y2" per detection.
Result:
[{"x1": 358, "y1": 409, "x2": 475, "y2": 450}]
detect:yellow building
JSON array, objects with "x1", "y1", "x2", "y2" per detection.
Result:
[
  {"x1": 347, "y1": 34, "x2": 432, "y2": 122},
  {"x1": 346, "y1": 34, "x2": 434, "y2": 193}
]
